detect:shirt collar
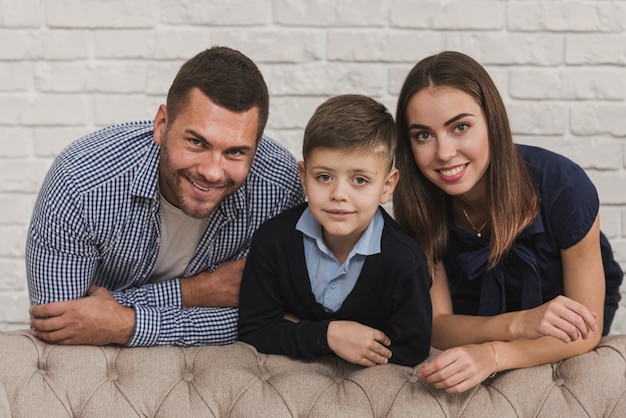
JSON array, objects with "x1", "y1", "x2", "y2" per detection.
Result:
[{"x1": 296, "y1": 206, "x2": 383, "y2": 258}]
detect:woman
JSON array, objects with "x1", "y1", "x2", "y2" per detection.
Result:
[{"x1": 394, "y1": 51, "x2": 623, "y2": 393}]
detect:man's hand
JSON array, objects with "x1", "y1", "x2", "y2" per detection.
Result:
[
  {"x1": 180, "y1": 258, "x2": 245, "y2": 308},
  {"x1": 327, "y1": 321, "x2": 392, "y2": 366},
  {"x1": 29, "y1": 285, "x2": 135, "y2": 346}
]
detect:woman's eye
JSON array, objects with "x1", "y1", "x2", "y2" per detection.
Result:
[
  {"x1": 354, "y1": 177, "x2": 368, "y2": 185},
  {"x1": 317, "y1": 174, "x2": 331, "y2": 182},
  {"x1": 455, "y1": 123, "x2": 469, "y2": 133},
  {"x1": 413, "y1": 131, "x2": 431, "y2": 142}
]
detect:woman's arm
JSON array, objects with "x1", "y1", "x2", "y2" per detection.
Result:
[{"x1": 421, "y1": 215, "x2": 605, "y2": 393}]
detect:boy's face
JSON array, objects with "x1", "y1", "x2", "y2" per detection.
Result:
[{"x1": 299, "y1": 147, "x2": 399, "y2": 247}]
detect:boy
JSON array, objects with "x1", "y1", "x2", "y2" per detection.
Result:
[{"x1": 238, "y1": 95, "x2": 432, "y2": 367}]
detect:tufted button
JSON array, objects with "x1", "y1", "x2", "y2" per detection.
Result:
[
  {"x1": 554, "y1": 377, "x2": 565, "y2": 386},
  {"x1": 407, "y1": 371, "x2": 419, "y2": 383},
  {"x1": 182, "y1": 371, "x2": 194, "y2": 382},
  {"x1": 108, "y1": 370, "x2": 119, "y2": 381}
]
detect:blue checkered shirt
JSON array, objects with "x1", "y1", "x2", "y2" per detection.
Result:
[{"x1": 26, "y1": 121, "x2": 305, "y2": 347}]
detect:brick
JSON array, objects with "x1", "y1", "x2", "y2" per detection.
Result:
[
  {"x1": 588, "y1": 171, "x2": 626, "y2": 205},
  {"x1": 263, "y1": 128, "x2": 303, "y2": 161},
  {"x1": 516, "y1": 137, "x2": 623, "y2": 171},
  {"x1": 21, "y1": 95, "x2": 88, "y2": 126},
  {"x1": 0, "y1": 159, "x2": 52, "y2": 193},
  {"x1": 33, "y1": 126, "x2": 91, "y2": 157},
  {"x1": 0, "y1": 0, "x2": 40, "y2": 28},
  {"x1": 390, "y1": 0, "x2": 503, "y2": 30},
  {"x1": 566, "y1": 34, "x2": 626, "y2": 65},
  {"x1": 267, "y1": 97, "x2": 323, "y2": 129},
  {"x1": 264, "y1": 63, "x2": 385, "y2": 96},
  {"x1": 161, "y1": 0, "x2": 270, "y2": 25},
  {"x1": 446, "y1": 33, "x2": 564, "y2": 65},
  {"x1": 0, "y1": 30, "x2": 34, "y2": 59},
  {"x1": 275, "y1": 0, "x2": 385, "y2": 27},
  {"x1": 93, "y1": 95, "x2": 162, "y2": 126},
  {"x1": 32, "y1": 30, "x2": 90, "y2": 60},
  {"x1": 509, "y1": 2, "x2": 626, "y2": 32},
  {"x1": 145, "y1": 62, "x2": 182, "y2": 96},
  {"x1": 600, "y1": 206, "x2": 621, "y2": 239},
  {"x1": 507, "y1": 102, "x2": 568, "y2": 136},
  {"x1": 0, "y1": 62, "x2": 29, "y2": 92},
  {"x1": 94, "y1": 30, "x2": 211, "y2": 59},
  {"x1": 0, "y1": 226, "x2": 26, "y2": 257},
  {"x1": 0, "y1": 128, "x2": 32, "y2": 158},
  {"x1": 0, "y1": 257, "x2": 26, "y2": 291},
  {"x1": 211, "y1": 30, "x2": 323, "y2": 63},
  {"x1": 388, "y1": 65, "x2": 415, "y2": 96},
  {"x1": 509, "y1": 69, "x2": 626, "y2": 100},
  {"x1": 88, "y1": 63, "x2": 149, "y2": 94},
  {"x1": 44, "y1": 0, "x2": 156, "y2": 28},
  {"x1": 0, "y1": 291, "x2": 29, "y2": 323},
  {"x1": 327, "y1": 31, "x2": 442, "y2": 63},
  {"x1": 570, "y1": 103, "x2": 626, "y2": 137},
  {"x1": 34, "y1": 62, "x2": 88, "y2": 93},
  {"x1": 0, "y1": 96, "x2": 28, "y2": 125},
  {"x1": 0, "y1": 195, "x2": 31, "y2": 225}
]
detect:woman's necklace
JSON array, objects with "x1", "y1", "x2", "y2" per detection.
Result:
[{"x1": 462, "y1": 208, "x2": 487, "y2": 238}]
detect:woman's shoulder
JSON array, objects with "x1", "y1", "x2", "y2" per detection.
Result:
[{"x1": 516, "y1": 144, "x2": 583, "y2": 175}]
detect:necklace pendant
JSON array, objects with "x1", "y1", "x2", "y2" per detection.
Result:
[{"x1": 477, "y1": 232, "x2": 482, "y2": 238}]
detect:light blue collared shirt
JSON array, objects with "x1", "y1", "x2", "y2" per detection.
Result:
[{"x1": 296, "y1": 207, "x2": 384, "y2": 312}]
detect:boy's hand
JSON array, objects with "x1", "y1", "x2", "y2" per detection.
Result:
[{"x1": 327, "y1": 321, "x2": 392, "y2": 366}]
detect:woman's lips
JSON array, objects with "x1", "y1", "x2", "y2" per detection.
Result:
[{"x1": 437, "y1": 164, "x2": 467, "y2": 182}]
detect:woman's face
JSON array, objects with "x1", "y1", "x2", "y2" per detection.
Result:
[{"x1": 405, "y1": 86, "x2": 490, "y2": 201}]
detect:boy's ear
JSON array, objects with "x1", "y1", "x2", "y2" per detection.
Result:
[
  {"x1": 298, "y1": 161, "x2": 307, "y2": 194},
  {"x1": 380, "y1": 168, "x2": 399, "y2": 204}
]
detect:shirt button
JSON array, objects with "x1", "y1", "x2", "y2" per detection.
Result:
[{"x1": 329, "y1": 282, "x2": 337, "y2": 289}]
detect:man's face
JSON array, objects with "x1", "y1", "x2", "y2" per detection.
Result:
[{"x1": 154, "y1": 88, "x2": 260, "y2": 218}]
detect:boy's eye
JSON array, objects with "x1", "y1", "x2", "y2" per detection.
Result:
[{"x1": 317, "y1": 174, "x2": 331, "y2": 182}]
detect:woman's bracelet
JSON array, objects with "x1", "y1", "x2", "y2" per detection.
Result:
[{"x1": 487, "y1": 343, "x2": 499, "y2": 378}]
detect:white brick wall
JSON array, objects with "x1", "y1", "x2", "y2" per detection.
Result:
[{"x1": 1, "y1": 0, "x2": 625, "y2": 335}]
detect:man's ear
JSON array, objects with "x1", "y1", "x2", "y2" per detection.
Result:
[
  {"x1": 153, "y1": 104, "x2": 168, "y2": 145},
  {"x1": 380, "y1": 168, "x2": 399, "y2": 204}
]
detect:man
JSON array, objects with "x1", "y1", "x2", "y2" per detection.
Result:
[{"x1": 26, "y1": 46, "x2": 305, "y2": 347}]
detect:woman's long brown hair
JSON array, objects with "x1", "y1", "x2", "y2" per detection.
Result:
[{"x1": 393, "y1": 51, "x2": 539, "y2": 271}]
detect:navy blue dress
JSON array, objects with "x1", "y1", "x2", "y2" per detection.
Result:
[{"x1": 444, "y1": 145, "x2": 623, "y2": 335}]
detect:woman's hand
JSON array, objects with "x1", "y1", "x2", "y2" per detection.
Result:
[
  {"x1": 418, "y1": 343, "x2": 497, "y2": 393},
  {"x1": 513, "y1": 295, "x2": 598, "y2": 343}
]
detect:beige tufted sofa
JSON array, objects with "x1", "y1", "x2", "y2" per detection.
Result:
[{"x1": 1, "y1": 330, "x2": 625, "y2": 417}]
